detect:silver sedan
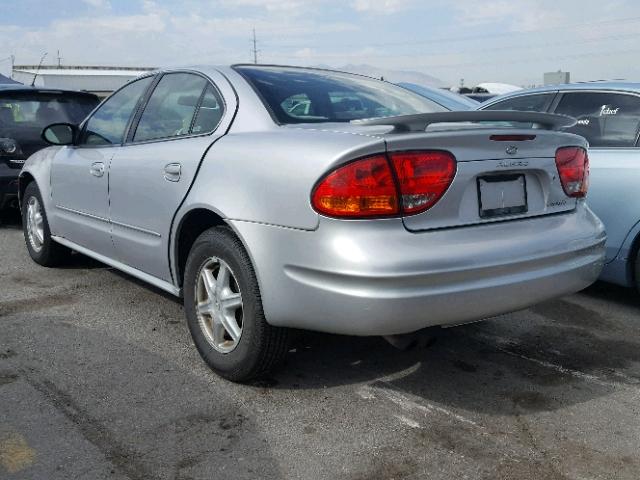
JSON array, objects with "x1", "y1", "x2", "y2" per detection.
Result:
[{"x1": 19, "y1": 65, "x2": 605, "y2": 382}]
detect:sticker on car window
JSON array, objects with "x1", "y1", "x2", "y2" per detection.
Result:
[{"x1": 599, "y1": 105, "x2": 620, "y2": 116}]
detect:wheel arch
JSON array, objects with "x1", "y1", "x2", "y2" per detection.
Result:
[
  {"x1": 172, "y1": 207, "x2": 267, "y2": 304},
  {"x1": 18, "y1": 171, "x2": 36, "y2": 207},
  {"x1": 173, "y1": 208, "x2": 227, "y2": 288}
]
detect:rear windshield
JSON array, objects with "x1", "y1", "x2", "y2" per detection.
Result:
[
  {"x1": 235, "y1": 66, "x2": 446, "y2": 124},
  {"x1": 0, "y1": 92, "x2": 98, "y2": 135}
]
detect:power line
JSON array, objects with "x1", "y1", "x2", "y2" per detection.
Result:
[
  {"x1": 262, "y1": 15, "x2": 640, "y2": 51},
  {"x1": 262, "y1": 31, "x2": 640, "y2": 61}
]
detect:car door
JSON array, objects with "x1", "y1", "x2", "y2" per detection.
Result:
[
  {"x1": 108, "y1": 71, "x2": 233, "y2": 282},
  {"x1": 551, "y1": 91, "x2": 640, "y2": 263},
  {"x1": 50, "y1": 75, "x2": 154, "y2": 256}
]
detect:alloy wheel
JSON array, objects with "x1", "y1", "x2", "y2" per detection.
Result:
[
  {"x1": 195, "y1": 257, "x2": 244, "y2": 353},
  {"x1": 26, "y1": 196, "x2": 44, "y2": 252}
]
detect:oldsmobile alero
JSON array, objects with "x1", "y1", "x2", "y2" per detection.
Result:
[{"x1": 19, "y1": 65, "x2": 606, "y2": 381}]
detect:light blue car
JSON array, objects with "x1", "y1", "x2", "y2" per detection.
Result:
[
  {"x1": 397, "y1": 82, "x2": 479, "y2": 111},
  {"x1": 480, "y1": 83, "x2": 640, "y2": 291}
]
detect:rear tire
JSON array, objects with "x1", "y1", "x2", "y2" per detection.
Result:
[
  {"x1": 21, "y1": 182, "x2": 71, "y2": 267},
  {"x1": 183, "y1": 226, "x2": 290, "y2": 382}
]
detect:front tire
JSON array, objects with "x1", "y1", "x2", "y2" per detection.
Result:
[
  {"x1": 21, "y1": 182, "x2": 71, "y2": 267},
  {"x1": 183, "y1": 227, "x2": 290, "y2": 382},
  {"x1": 635, "y1": 249, "x2": 640, "y2": 294}
]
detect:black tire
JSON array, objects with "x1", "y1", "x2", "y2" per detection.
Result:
[
  {"x1": 635, "y1": 250, "x2": 640, "y2": 294},
  {"x1": 21, "y1": 182, "x2": 71, "y2": 267},
  {"x1": 183, "y1": 226, "x2": 290, "y2": 382}
]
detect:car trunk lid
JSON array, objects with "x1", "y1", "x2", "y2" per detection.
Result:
[{"x1": 383, "y1": 128, "x2": 586, "y2": 232}]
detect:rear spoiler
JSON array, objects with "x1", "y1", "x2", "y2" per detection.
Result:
[{"x1": 351, "y1": 111, "x2": 577, "y2": 133}]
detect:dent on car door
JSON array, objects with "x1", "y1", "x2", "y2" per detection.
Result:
[
  {"x1": 108, "y1": 72, "x2": 232, "y2": 282},
  {"x1": 551, "y1": 91, "x2": 640, "y2": 262},
  {"x1": 50, "y1": 75, "x2": 154, "y2": 256}
]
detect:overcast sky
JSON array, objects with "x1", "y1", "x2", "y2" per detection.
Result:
[{"x1": 1, "y1": 0, "x2": 639, "y2": 86}]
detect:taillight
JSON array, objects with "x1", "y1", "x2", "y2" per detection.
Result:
[
  {"x1": 555, "y1": 146, "x2": 589, "y2": 198},
  {"x1": 311, "y1": 151, "x2": 457, "y2": 218},
  {"x1": 311, "y1": 155, "x2": 399, "y2": 218},
  {"x1": 389, "y1": 151, "x2": 457, "y2": 214}
]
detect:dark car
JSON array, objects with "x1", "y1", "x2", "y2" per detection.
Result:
[{"x1": 0, "y1": 85, "x2": 99, "y2": 211}]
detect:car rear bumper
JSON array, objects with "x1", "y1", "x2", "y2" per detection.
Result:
[
  {"x1": 231, "y1": 202, "x2": 606, "y2": 336},
  {"x1": 0, "y1": 163, "x2": 20, "y2": 209}
]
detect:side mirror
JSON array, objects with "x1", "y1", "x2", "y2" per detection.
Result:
[{"x1": 42, "y1": 123, "x2": 77, "y2": 146}]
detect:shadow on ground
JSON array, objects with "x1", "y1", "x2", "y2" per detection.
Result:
[
  {"x1": 0, "y1": 209, "x2": 22, "y2": 229},
  {"x1": 268, "y1": 282, "x2": 640, "y2": 417}
]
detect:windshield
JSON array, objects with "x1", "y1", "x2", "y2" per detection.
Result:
[
  {"x1": 235, "y1": 66, "x2": 446, "y2": 124},
  {"x1": 0, "y1": 92, "x2": 98, "y2": 136}
]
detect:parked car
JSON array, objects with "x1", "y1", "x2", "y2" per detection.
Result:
[
  {"x1": 20, "y1": 65, "x2": 605, "y2": 382},
  {"x1": 0, "y1": 85, "x2": 99, "y2": 212},
  {"x1": 396, "y1": 82, "x2": 479, "y2": 110},
  {"x1": 480, "y1": 83, "x2": 640, "y2": 291},
  {"x1": 465, "y1": 92, "x2": 498, "y2": 103}
]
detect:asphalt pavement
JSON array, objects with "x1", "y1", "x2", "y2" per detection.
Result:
[{"x1": 1, "y1": 213, "x2": 639, "y2": 480}]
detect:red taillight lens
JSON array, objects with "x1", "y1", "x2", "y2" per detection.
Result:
[
  {"x1": 311, "y1": 155, "x2": 399, "y2": 218},
  {"x1": 389, "y1": 151, "x2": 457, "y2": 214},
  {"x1": 555, "y1": 146, "x2": 589, "y2": 198},
  {"x1": 312, "y1": 150, "x2": 457, "y2": 218}
]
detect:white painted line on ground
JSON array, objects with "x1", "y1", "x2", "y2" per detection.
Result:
[
  {"x1": 474, "y1": 333, "x2": 640, "y2": 388},
  {"x1": 394, "y1": 414, "x2": 422, "y2": 429},
  {"x1": 496, "y1": 347, "x2": 607, "y2": 385},
  {"x1": 358, "y1": 385, "x2": 483, "y2": 429}
]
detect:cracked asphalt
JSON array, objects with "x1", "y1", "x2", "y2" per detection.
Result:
[{"x1": 1, "y1": 213, "x2": 640, "y2": 480}]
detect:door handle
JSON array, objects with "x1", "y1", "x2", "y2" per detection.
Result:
[
  {"x1": 164, "y1": 163, "x2": 182, "y2": 182},
  {"x1": 90, "y1": 162, "x2": 105, "y2": 177}
]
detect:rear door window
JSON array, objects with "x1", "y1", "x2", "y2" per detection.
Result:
[
  {"x1": 484, "y1": 93, "x2": 555, "y2": 112},
  {"x1": 133, "y1": 73, "x2": 208, "y2": 142},
  {"x1": 191, "y1": 84, "x2": 225, "y2": 134},
  {"x1": 552, "y1": 92, "x2": 640, "y2": 147}
]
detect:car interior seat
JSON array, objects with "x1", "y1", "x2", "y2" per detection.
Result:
[
  {"x1": 0, "y1": 106, "x2": 15, "y2": 126},
  {"x1": 35, "y1": 105, "x2": 61, "y2": 126}
]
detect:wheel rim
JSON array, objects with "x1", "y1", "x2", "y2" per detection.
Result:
[
  {"x1": 195, "y1": 257, "x2": 244, "y2": 353},
  {"x1": 26, "y1": 196, "x2": 45, "y2": 253}
]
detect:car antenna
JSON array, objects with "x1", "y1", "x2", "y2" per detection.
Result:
[{"x1": 30, "y1": 52, "x2": 48, "y2": 87}]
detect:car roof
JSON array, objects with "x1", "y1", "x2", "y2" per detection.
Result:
[
  {"x1": 0, "y1": 84, "x2": 99, "y2": 98},
  {"x1": 491, "y1": 81, "x2": 640, "y2": 98}
]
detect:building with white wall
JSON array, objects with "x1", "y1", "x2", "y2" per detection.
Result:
[{"x1": 12, "y1": 65, "x2": 155, "y2": 97}]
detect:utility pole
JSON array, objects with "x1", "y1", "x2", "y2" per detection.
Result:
[
  {"x1": 57, "y1": 49, "x2": 62, "y2": 67},
  {"x1": 31, "y1": 52, "x2": 48, "y2": 86},
  {"x1": 252, "y1": 28, "x2": 259, "y2": 64}
]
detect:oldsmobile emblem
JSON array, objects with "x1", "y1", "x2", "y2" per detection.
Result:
[{"x1": 505, "y1": 145, "x2": 518, "y2": 156}]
